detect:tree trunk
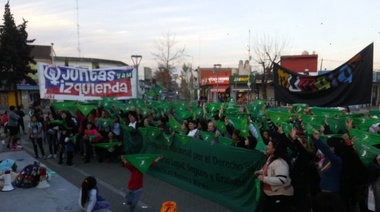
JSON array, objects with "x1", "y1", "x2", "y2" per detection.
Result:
[{"x1": 262, "y1": 83, "x2": 268, "y2": 100}]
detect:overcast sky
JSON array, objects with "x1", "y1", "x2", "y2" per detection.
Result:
[{"x1": 5, "y1": 0, "x2": 380, "y2": 71}]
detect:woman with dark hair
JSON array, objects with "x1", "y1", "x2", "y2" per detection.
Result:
[
  {"x1": 187, "y1": 119, "x2": 200, "y2": 138},
  {"x1": 311, "y1": 130, "x2": 343, "y2": 193},
  {"x1": 231, "y1": 129, "x2": 245, "y2": 148},
  {"x1": 94, "y1": 131, "x2": 120, "y2": 163},
  {"x1": 254, "y1": 138, "x2": 294, "y2": 212},
  {"x1": 79, "y1": 176, "x2": 111, "y2": 211}
]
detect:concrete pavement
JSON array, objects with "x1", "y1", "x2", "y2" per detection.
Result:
[{"x1": 0, "y1": 150, "x2": 82, "y2": 211}]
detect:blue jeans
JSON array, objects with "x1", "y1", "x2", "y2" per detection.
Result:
[{"x1": 125, "y1": 188, "x2": 143, "y2": 212}]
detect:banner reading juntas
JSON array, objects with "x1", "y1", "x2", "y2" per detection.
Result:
[
  {"x1": 273, "y1": 43, "x2": 373, "y2": 106},
  {"x1": 37, "y1": 62, "x2": 137, "y2": 100}
]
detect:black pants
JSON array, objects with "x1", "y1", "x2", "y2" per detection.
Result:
[
  {"x1": 84, "y1": 139, "x2": 93, "y2": 160},
  {"x1": 31, "y1": 137, "x2": 45, "y2": 158},
  {"x1": 262, "y1": 194, "x2": 292, "y2": 212},
  {"x1": 66, "y1": 151, "x2": 73, "y2": 165},
  {"x1": 47, "y1": 133, "x2": 57, "y2": 155}
]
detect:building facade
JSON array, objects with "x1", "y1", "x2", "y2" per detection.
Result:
[{"x1": 280, "y1": 52, "x2": 318, "y2": 75}]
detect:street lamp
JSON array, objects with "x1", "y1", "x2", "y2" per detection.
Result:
[
  {"x1": 213, "y1": 64, "x2": 221, "y2": 102},
  {"x1": 131, "y1": 55, "x2": 142, "y2": 98}
]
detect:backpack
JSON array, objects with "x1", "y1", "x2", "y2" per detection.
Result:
[{"x1": 14, "y1": 161, "x2": 40, "y2": 188}]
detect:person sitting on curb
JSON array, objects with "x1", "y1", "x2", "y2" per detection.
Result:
[{"x1": 79, "y1": 176, "x2": 111, "y2": 212}]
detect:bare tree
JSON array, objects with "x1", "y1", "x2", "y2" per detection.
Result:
[
  {"x1": 250, "y1": 34, "x2": 289, "y2": 99},
  {"x1": 179, "y1": 63, "x2": 192, "y2": 100},
  {"x1": 153, "y1": 67, "x2": 172, "y2": 89},
  {"x1": 151, "y1": 31, "x2": 187, "y2": 74}
]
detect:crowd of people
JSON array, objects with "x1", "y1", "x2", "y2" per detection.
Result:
[{"x1": 1, "y1": 99, "x2": 380, "y2": 212}]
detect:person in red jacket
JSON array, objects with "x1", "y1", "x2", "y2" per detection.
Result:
[
  {"x1": 1, "y1": 111, "x2": 8, "y2": 127},
  {"x1": 120, "y1": 155, "x2": 163, "y2": 212}
]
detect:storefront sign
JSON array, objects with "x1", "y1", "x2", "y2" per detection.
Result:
[
  {"x1": 201, "y1": 77, "x2": 230, "y2": 85},
  {"x1": 229, "y1": 75, "x2": 255, "y2": 85}
]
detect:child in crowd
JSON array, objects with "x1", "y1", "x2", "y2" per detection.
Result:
[
  {"x1": 79, "y1": 176, "x2": 111, "y2": 212},
  {"x1": 11, "y1": 137, "x2": 23, "y2": 151}
]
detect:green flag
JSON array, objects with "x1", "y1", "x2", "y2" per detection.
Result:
[
  {"x1": 123, "y1": 154, "x2": 160, "y2": 174},
  {"x1": 163, "y1": 133, "x2": 175, "y2": 146},
  {"x1": 97, "y1": 118, "x2": 113, "y2": 129},
  {"x1": 152, "y1": 85, "x2": 162, "y2": 95},
  {"x1": 121, "y1": 124, "x2": 135, "y2": 134},
  {"x1": 214, "y1": 120, "x2": 226, "y2": 134},
  {"x1": 305, "y1": 123, "x2": 320, "y2": 135},
  {"x1": 138, "y1": 128, "x2": 149, "y2": 141},
  {"x1": 292, "y1": 103, "x2": 308, "y2": 113},
  {"x1": 301, "y1": 114, "x2": 326, "y2": 126},
  {"x1": 93, "y1": 142, "x2": 119, "y2": 149},
  {"x1": 50, "y1": 120, "x2": 63, "y2": 126},
  {"x1": 138, "y1": 107, "x2": 151, "y2": 118},
  {"x1": 265, "y1": 110, "x2": 293, "y2": 126},
  {"x1": 77, "y1": 104, "x2": 96, "y2": 116},
  {"x1": 251, "y1": 122, "x2": 266, "y2": 151},
  {"x1": 229, "y1": 116, "x2": 249, "y2": 138},
  {"x1": 326, "y1": 117, "x2": 346, "y2": 134},
  {"x1": 205, "y1": 102, "x2": 222, "y2": 113},
  {"x1": 369, "y1": 110, "x2": 380, "y2": 117},
  {"x1": 218, "y1": 136, "x2": 233, "y2": 146},
  {"x1": 89, "y1": 134, "x2": 102, "y2": 143},
  {"x1": 145, "y1": 126, "x2": 163, "y2": 140},
  {"x1": 52, "y1": 101, "x2": 76, "y2": 113},
  {"x1": 145, "y1": 91, "x2": 157, "y2": 98},
  {"x1": 311, "y1": 107, "x2": 341, "y2": 118},
  {"x1": 70, "y1": 134, "x2": 79, "y2": 144},
  {"x1": 169, "y1": 115, "x2": 183, "y2": 133},
  {"x1": 281, "y1": 122, "x2": 293, "y2": 136},
  {"x1": 352, "y1": 137, "x2": 380, "y2": 166},
  {"x1": 352, "y1": 117, "x2": 380, "y2": 131},
  {"x1": 350, "y1": 129, "x2": 380, "y2": 146},
  {"x1": 175, "y1": 134, "x2": 192, "y2": 145},
  {"x1": 176, "y1": 110, "x2": 193, "y2": 121},
  {"x1": 199, "y1": 130, "x2": 215, "y2": 142},
  {"x1": 100, "y1": 97, "x2": 115, "y2": 109}
]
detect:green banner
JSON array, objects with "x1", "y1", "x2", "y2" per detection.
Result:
[{"x1": 144, "y1": 137, "x2": 265, "y2": 212}]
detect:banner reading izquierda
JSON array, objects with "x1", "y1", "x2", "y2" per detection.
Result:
[{"x1": 37, "y1": 62, "x2": 136, "y2": 100}]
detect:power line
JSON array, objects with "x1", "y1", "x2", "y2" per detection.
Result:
[{"x1": 76, "y1": 0, "x2": 81, "y2": 58}]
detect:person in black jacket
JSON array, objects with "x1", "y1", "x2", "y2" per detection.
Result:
[
  {"x1": 15, "y1": 105, "x2": 26, "y2": 135},
  {"x1": 57, "y1": 111, "x2": 75, "y2": 166},
  {"x1": 231, "y1": 129, "x2": 245, "y2": 148}
]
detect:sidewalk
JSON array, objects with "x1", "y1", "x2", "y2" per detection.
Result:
[{"x1": 0, "y1": 150, "x2": 82, "y2": 211}]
